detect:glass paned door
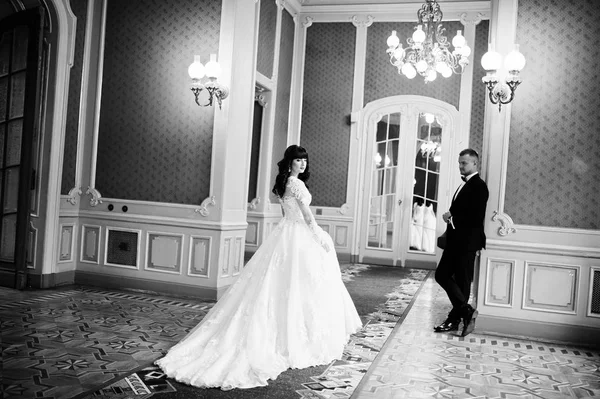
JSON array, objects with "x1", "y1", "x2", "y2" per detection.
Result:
[
  {"x1": 359, "y1": 100, "x2": 457, "y2": 267},
  {"x1": 0, "y1": 9, "x2": 44, "y2": 289},
  {"x1": 366, "y1": 112, "x2": 401, "y2": 251},
  {"x1": 409, "y1": 113, "x2": 442, "y2": 254}
]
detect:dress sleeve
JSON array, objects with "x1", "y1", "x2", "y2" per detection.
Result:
[{"x1": 287, "y1": 177, "x2": 310, "y2": 206}]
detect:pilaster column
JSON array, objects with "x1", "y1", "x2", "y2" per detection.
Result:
[
  {"x1": 211, "y1": 0, "x2": 259, "y2": 224},
  {"x1": 287, "y1": 14, "x2": 310, "y2": 145},
  {"x1": 482, "y1": 0, "x2": 519, "y2": 238}
]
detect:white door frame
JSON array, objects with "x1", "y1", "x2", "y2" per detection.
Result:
[{"x1": 355, "y1": 95, "x2": 461, "y2": 266}]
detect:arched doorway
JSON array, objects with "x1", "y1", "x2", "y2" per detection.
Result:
[{"x1": 356, "y1": 95, "x2": 461, "y2": 267}]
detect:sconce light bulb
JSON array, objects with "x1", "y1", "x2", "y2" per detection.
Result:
[
  {"x1": 205, "y1": 53, "x2": 222, "y2": 79},
  {"x1": 188, "y1": 55, "x2": 205, "y2": 80},
  {"x1": 481, "y1": 43, "x2": 502, "y2": 71},
  {"x1": 504, "y1": 44, "x2": 526, "y2": 72}
]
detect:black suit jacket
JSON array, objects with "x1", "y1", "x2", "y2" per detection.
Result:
[{"x1": 445, "y1": 173, "x2": 489, "y2": 252}]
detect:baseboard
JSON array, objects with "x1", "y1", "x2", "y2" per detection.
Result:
[
  {"x1": 404, "y1": 259, "x2": 437, "y2": 269},
  {"x1": 245, "y1": 250, "x2": 353, "y2": 263},
  {"x1": 477, "y1": 314, "x2": 600, "y2": 349},
  {"x1": 28, "y1": 270, "x2": 75, "y2": 289},
  {"x1": 74, "y1": 270, "x2": 220, "y2": 301}
]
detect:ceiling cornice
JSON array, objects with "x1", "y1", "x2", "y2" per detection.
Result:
[{"x1": 295, "y1": 1, "x2": 490, "y2": 23}]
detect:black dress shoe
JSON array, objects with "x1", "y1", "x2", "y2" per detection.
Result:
[
  {"x1": 433, "y1": 319, "x2": 459, "y2": 332},
  {"x1": 461, "y1": 307, "x2": 478, "y2": 337}
]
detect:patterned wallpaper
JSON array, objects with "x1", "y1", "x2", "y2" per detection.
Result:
[
  {"x1": 468, "y1": 20, "x2": 489, "y2": 158},
  {"x1": 95, "y1": 0, "x2": 220, "y2": 204},
  {"x1": 504, "y1": 0, "x2": 600, "y2": 229},
  {"x1": 257, "y1": 0, "x2": 276, "y2": 79},
  {"x1": 301, "y1": 22, "x2": 355, "y2": 208},
  {"x1": 61, "y1": 0, "x2": 88, "y2": 194},
  {"x1": 364, "y1": 22, "x2": 462, "y2": 109},
  {"x1": 271, "y1": 7, "x2": 294, "y2": 201}
]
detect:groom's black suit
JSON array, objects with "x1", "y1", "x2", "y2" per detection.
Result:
[{"x1": 435, "y1": 173, "x2": 489, "y2": 323}]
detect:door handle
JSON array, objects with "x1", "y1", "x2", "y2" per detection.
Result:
[{"x1": 398, "y1": 199, "x2": 403, "y2": 206}]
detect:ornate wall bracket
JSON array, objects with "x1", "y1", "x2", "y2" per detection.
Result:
[
  {"x1": 247, "y1": 197, "x2": 261, "y2": 210},
  {"x1": 338, "y1": 203, "x2": 350, "y2": 215},
  {"x1": 86, "y1": 187, "x2": 103, "y2": 207},
  {"x1": 195, "y1": 196, "x2": 216, "y2": 217},
  {"x1": 66, "y1": 187, "x2": 82, "y2": 205},
  {"x1": 492, "y1": 210, "x2": 517, "y2": 236}
]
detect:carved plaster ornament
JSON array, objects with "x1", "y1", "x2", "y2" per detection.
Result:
[
  {"x1": 195, "y1": 196, "x2": 216, "y2": 216},
  {"x1": 492, "y1": 210, "x2": 517, "y2": 236}
]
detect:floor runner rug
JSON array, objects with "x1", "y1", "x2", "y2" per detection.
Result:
[{"x1": 87, "y1": 265, "x2": 430, "y2": 399}]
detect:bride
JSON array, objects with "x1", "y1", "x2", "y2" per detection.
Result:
[{"x1": 155, "y1": 144, "x2": 363, "y2": 390}]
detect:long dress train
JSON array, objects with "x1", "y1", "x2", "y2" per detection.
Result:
[{"x1": 155, "y1": 176, "x2": 362, "y2": 390}]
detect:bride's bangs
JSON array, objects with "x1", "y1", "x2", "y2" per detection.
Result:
[{"x1": 289, "y1": 147, "x2": 308, "y2": 160}]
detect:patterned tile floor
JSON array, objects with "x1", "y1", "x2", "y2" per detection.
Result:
[
  {"x1": 0, "y1": 286, "x2": 215, "y2": 399},
  {"x1": 352, "y1": 276, "x2": 600, "y2": 399},
  {"x1": 3, "y1": 269, "x2": 599, "y2": 399}
]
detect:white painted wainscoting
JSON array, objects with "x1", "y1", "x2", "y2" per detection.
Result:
[
  {"x1": 477, "y1": 235, "x2": 600, "y2": 347},
  {"x1": 57, "y1": 197, "x2": 247, "y2": 301},
  {"x1": 245, "y1": 207, "x2": 354, "y2": 262}
]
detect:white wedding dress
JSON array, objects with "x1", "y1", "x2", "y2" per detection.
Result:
[{"x1": 155, "y1": 176, "x2": 362, "y2": 390}]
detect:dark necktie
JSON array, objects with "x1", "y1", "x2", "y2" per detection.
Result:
[{"x1": 461, "y1": 175, "x2": 467, "y2": 182}]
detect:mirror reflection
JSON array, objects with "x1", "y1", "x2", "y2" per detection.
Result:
[
  {"x1": 368, "y1": 113, "x2": 400, "y2": 249},
  {"x1": 409, "y1": 113, "x2": 442, "y2": 254}
]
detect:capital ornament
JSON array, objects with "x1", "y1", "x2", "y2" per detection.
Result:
[{"x1": 351, "y1": 15, "x2": 374, "y2": 28}]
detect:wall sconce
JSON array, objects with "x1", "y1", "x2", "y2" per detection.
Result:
[
  {"x1": 188, "y1": 54, "x2": 229, "y2": 109},
  {"x1": 481, "y1": 44, "x2": 526, "y2": 111}
]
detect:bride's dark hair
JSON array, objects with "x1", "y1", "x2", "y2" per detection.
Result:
[{"x1": 272, "y1": 145, "x2": 310, "y2": 198}]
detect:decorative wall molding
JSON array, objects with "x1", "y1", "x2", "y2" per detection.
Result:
[
  {"x1": 80, "y1": 224, "x2": 100, "y2": 264},
  {"x1": 303, "y1": 16, "x2": 313, "y2": 28},
  {"x1": 587, "y1": 267, "x2": 600, "y2": 318},
  {"x1": 145, "y1": 232, "x2": 183, "y2": 275},
  {"x1": 66, "y1": 187, "x2": 82, "y2": 205},
  {"x1": 248, "y1": 197, "x2": 261, "y2": 210},
  {"x1": 27, "y1": 221, "x2": 37, "y2": 269},
  {"x1": 188, "y1": 236, "x2": 211, "y2": 278},
  {"x1": 294, "y1": 2, "x2": 490, "y2": 22},
  {"x1": 351, "y1": 14, "x2": 373, "y2": 28},
  {"x1": 86, "y1": 186, "x2": 103, "y2": 207},
  {"x1": 58, "y1": 224, "x2": 75, "y2": 262},
  {"x1": 492, "y1": 210, "x2": 517, "y2": 236},
  {"x1": 484, "y1": 258, "x2": 515, "y2": 308},
  {"x1": 486, "y1": 238, "x2": 600, "y2": 259},
  {"x1": 195, "y1": 196, "x2": 216, "y2": 217},
  {"x1": 522, "y1": 262, "x2": 579, "y2": 315}
]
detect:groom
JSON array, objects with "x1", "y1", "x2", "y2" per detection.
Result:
[{"x1": 434, "y1": 149, "x2": 489, "y2": 337}]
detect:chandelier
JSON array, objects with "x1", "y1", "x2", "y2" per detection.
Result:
[
  {"x1": 385, "y1": 0, "x2": 471, "y2": 83},
  {"x1": 187, "y1": 54, "x2": 229, "y2": 109}
]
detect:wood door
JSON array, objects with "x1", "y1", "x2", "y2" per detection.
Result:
[{"x1": 0, "y1": 8, "x2": 44, "y2": 289}]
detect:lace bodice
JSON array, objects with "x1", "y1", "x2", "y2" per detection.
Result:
[{"x1": 281, "y1": 176, "x2": 312, "y2": 222}]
